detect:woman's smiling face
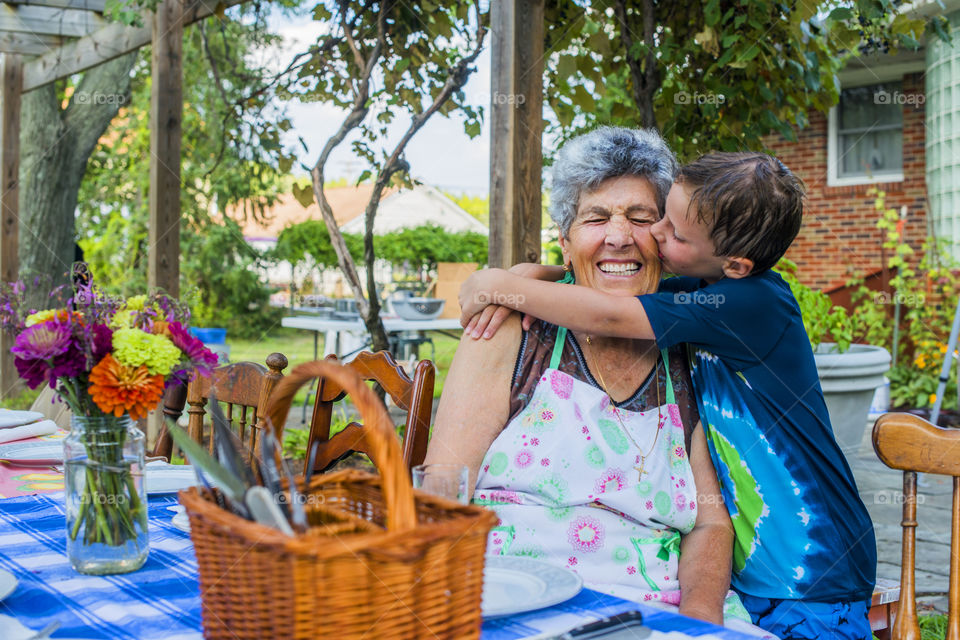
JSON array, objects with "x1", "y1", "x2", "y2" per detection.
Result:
[{"x1": 560, "y1": 175, "x2": 662, "y2": 296}]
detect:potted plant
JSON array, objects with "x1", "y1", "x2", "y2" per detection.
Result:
[{"x1": 776, "y1": 259, "x2": 891, "y2": 454}]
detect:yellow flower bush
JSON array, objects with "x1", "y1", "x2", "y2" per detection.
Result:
[{"x1": 112, "y1": 328, "x2": 181, "y2": 376}]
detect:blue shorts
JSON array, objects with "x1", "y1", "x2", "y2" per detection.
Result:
[{"x1": 737, "y1": 593, "x2": 872, "y2": 640}]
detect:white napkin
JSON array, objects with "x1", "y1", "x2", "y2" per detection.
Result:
[
  {"x1": 0, "y1": 410, "x2": 44, "y2": 429},
  {"x1": 0, "y1": 420, "x2": 58, "y2": 445},
  {"x1": 0, "y1": 613, "x2": 47, "y2": 640}
]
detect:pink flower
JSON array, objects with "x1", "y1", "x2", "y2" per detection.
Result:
[
  {"x1": 594, "y1": 468, "x2": 626, "y2": 494},
  {"x1": 678, "y1": 478, "x2": 686, "y2": 488},
  {"x1": 541, "y1": 458, "x2": 550, "y2": 466},
  {"x1": 668, "y1": 404, "x2": 683, "y2": 429},
  {"x1": 581, "y1": 426, "x2": 589, "y2": 434},
  {"x1": 568, "y1": 556, "x2": 578, "y2": 566},
  {"x1": 530, "y1": 437, "x2": 540, "y2": 446},
  {"x1": 675, "y1": 493, "x2": 686, "y2": 511},
  {"x1": 567, "y1": 516, "x2": 604, "y2": 553},
  {"x1": 12, "y1": 321, "x2": 71, "y2": 361},
  {"x1": 645, "y1": 501, "x2": 653, "y2": 510},
  {"x1": 550, "y1": 370, "x2": 573, "y2": 398},
  {"x1": 540, "y1": 409, "x2": 555, "y2": 421},
  {"x1": 627, "y1": 566, "x2": 637, "y2": 575},
  {"x1": 674, "y1": 446, "x2": 686, "y2": 458},
  {"x1": 167, "y1": 321, "x2": 218, "y2": 378},
  {"x1": 515, "y1": 450, "x2": 534, "y2": 468}
]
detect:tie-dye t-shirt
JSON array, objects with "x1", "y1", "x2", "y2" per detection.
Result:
[{"x1": 638, "y1": 271, "x2": 876, "y2": 603}]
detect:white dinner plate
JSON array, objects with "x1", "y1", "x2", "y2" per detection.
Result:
[
  {"x1": 0, "y1": 440, "x2": 62, "y2": 461},
  {"x1": 0, "y1": 569, "x2": 17, "y2": 601},
  {"x1": 482, "y1": 556, "x2": 582, "y2": 618},
  {"x1": 0, "y1": 410, "x2": 44, "y2": 429},
  {"x1": 144, "y1": 465, "x2": 201, "y2": 495}
]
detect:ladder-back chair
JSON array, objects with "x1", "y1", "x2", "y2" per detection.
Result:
[
  {"x1": 153, "y1": 352, "x2": 288, "y2": 461},
  {"x1": 302, "y1": 350, "x2": 435, "y2": 475},
  {"x1": 872, "y1": 412, "x2": 960, "y2": 640}
]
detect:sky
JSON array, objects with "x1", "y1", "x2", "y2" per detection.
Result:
[{"x1": 268, "y1": 13, "x2": 493, "y2": 196}]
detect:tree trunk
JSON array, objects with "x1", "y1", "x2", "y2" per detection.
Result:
[
  {"x1": 19, "y1": 53, "x2": 136, "y2": 304},
  {"x1": 616, "y1": 0, "x2": 660, "y2": 130}
]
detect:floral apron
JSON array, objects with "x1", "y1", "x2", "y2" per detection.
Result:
[{"x1": 473, "y1": 327, "x2": 776, "y2": 637}]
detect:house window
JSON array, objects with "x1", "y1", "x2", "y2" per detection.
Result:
[{"x1": 828, "y1": 82, "x2": 904, "y2": 186}]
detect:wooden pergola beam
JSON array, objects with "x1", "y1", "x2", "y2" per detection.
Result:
[
  {"x1": 0, "y1": 53, "x2": 20, "y2": 398},
  {"x1": 0, "y1": 32, "x2": 64, "y2": 56},
  {"x1": 6, "y1": 0, "x2": 108, "y2": 12},
  {"x1": 488, "y1": 0, "x2": 544, "y2": 268},
  {"x1": 0, "y1": 5, "x2": 104, "y2": 37},
  {"x1": 23, "y1": 0, "x2": 241, "y2": 92}
]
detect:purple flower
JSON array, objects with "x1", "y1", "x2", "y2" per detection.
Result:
[
  {"x1": 167, "y1": 321, "x2": 218, "y2": 377},
  {"x1": 14, "y1": 356, "x2": 52, "y2": 389},
  {"x1": 11, "y1": 321, "x2": 72, "y2": 360},
  {"x1": 89, "y1": 323, "x2": 113, "y2": 363}
]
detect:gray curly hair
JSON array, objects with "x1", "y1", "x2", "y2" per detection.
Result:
[{"x1": 549, "y1": 127, "x2": 678, "y2": 237}]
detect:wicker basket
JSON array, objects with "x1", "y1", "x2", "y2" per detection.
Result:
[{"x1": 180, "y1": 360, "x2": 497, "y2": 639}]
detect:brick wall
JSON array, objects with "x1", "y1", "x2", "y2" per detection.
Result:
[{"x1": 763, "y1": 72, "x2": 928, "y2": 290}]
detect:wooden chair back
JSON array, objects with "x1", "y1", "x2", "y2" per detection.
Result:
[
  {"x1": 305, "y1": 350, "x2": 435, "y2": 475},
  {"x1": 153, "y1": 353, "x2": 288, "y2": 461},
  {"x1": 872, "y1": 412, "x2": 960, "y2": 640}
]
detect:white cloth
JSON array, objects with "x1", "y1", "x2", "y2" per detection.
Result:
[
  {"x1": 0, "y1": 410, "x2": 44, "y2": 429},
  {"x1": 0, "y1": 420, "x2": 58, "y2": 445}
]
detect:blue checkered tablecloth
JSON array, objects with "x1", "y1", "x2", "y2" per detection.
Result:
[{"x1": 0, "y1": 493, "x2": 754, "y2": 639}]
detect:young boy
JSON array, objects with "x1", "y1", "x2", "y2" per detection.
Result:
[{"x1": 460, "y1": 152, "x2": 877, "y2": 640}]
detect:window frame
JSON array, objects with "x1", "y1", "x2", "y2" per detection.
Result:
[{"x1": 827, "y1": 82, "x2": 905, "y2": 187}]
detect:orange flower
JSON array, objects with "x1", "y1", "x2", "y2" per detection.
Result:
[
  {"x1": 151, "y1": 320, "x2": 170, "y2": 336},
  {"x1": 88, "y1": 354, "x2": 165, "y2": 421}
]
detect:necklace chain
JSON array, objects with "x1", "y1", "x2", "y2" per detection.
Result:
[{"x1": 583, "y1": 335, "x2": 663, "y2": 481}]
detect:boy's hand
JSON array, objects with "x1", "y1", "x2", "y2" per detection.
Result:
[
  {"x1": 458, "y1": 269, "x2": 505, "y2": 326},
  {"x1": 464, "y1": 305, "x2": 514, "y2": 339}
]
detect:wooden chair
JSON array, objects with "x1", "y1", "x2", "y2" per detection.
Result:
[
  {"x1": 153, "y1": 352, "x2": 288, "y2": 461},
  {"x1": 302, "y1": 350, "x2": 435, "y2": 476},
  {"x1": 872, "y1": 412, "x2": 960, "y2": 640}
]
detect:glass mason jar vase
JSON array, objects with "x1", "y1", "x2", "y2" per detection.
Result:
[{"x1": 63, "y1": 414, "x2": 149, "y2": 575}]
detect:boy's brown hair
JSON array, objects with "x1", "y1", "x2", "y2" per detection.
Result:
[{"x1": 677, "y1": 152, "x2": 804, "y2": 273}]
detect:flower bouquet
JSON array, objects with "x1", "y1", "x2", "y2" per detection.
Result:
[{"x1": 0, "y1": 265, "x2": 217, "y2": 574}]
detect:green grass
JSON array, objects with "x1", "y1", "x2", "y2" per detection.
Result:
[
  {"x1": 920, "y1": 613, "x2": 947, "y2": 640},
  {"x1": 228, "y1": 327, "x2": 462, "y2": 400},
  {"x1": 4, "y1": 387, "x2": 41, "y2": 410}
]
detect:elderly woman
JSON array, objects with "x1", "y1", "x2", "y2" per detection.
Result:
[{"x1": 424, "y1": 128, "x2": 774, "y2": 637}]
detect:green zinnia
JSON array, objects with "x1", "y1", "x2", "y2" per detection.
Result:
[{"x1": 113, "y1": 328, "x2": 181, "y2": 376}]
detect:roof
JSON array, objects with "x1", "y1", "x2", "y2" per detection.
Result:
[
  {"x1": 238, "y1": 184, "x2": 383, "y2": 241},
  {"x1": 339, "y1": 185, "x2": 488, "y2": 235},
  {"x1": 240, "y1": 184, "x2": 486, "y2": 241}
]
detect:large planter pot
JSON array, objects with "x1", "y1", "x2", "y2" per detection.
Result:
[{"x1": 814, "y1": 342, "x2": 891, "y2": 454}]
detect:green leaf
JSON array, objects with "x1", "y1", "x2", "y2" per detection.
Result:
[
  {"x1": 292, "y1": 182, "x2": 314, "y2": 208},
  {"x1": 556, "y1": 54, "x2": 577, "y2": 81},
  {"x1": 828, "y1": 7, "x2": 854, "y2": 22}
]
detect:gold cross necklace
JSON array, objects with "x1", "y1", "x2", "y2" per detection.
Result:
[{"x1": 583, "y1": 335, "x2": 664, "y2": 481}]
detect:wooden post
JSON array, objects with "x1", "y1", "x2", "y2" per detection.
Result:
[
  {"x1": 148, "y1": 0, "x2": 182, "y2": 297},
  {"x1": 488, "y1": 0, "x2": 544, "y2": 269},
  {"x1": 148, "y1": 0, "x2": 182, "y2": 441},
  {"x1": 0, "y1": 53, "x2": 21, "y2": 400}
]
